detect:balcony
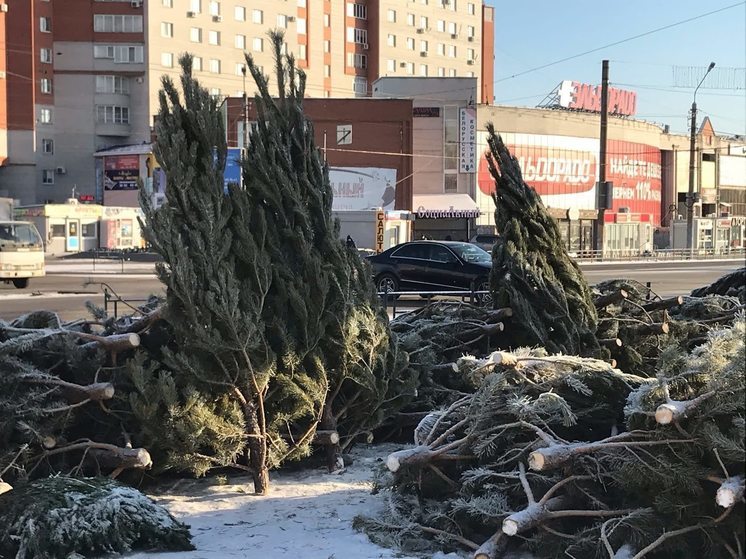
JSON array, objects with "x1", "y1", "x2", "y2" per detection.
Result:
[{"x1": 95, "y1": 122, "x2": 132, "y2": 137}]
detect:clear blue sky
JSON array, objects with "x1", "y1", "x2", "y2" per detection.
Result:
[{"x1": 484, "y1": 0, "x2": 746, "y2": 136}]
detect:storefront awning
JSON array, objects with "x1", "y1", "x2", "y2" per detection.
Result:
[{"x1": 412, "y1": 194, "x2": 481, "y2": 219}]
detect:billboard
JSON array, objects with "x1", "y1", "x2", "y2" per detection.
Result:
[
  {"x1": 103, "y1": 155, "x2": 140, "y2": 190},
  {"x1": 720, "y1": 155, "x2": 746, "y2": 187},
  {"x1": 476, "y1": 133, "x2": 662, "y2": 226},
  {"x1": 557, "y1": 80, "x2": 637, "y2": 116},
  {"x1": 329, "y1": 167, "x2": 397, "y2": 211},
  {"x1": 224, "y1": 148, "x2": 243, "y2": 192}
]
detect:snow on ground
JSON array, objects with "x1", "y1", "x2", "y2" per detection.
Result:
[{"x1": 127, "y1": 443, "x2": 462, "y2": 559}]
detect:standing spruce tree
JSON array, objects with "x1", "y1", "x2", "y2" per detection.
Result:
[
  {"x1": 485, "y1": 125, "x2": 600, "y2": 356},
  {"x1": 139, "y1": 33, "x2": 414, "y2": 492}
]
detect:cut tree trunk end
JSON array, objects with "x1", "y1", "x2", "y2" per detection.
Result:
[
  {"x1": 595, "y1": 290, "x2": 629, "y2": 308},
  {"x1": 90, "y1": 446, "x2": 152, "y2": 470},
  {"x1": 642, "y1": 295, "x2": 684, "y2": 312},
  {"x1": 632, "y1": 322, "x2": 670, "y2": 336},
  {"x1": 655, "y1": 391, "x2": 716, "y2": 425},
  {"x1": 0, "y1": 482, "x2": 12, "y2": 495},
  {"x1": 502, "y1": 497, "x2": 567, "y2": 536},
  {"x1": 716, "y1": 476, "x2": 745, "y2": 508},
  {"x1": 387, "y1": 446, "x2": 436, "y2": 472}
]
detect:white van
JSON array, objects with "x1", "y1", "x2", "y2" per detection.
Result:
[{"x1": 0, "y1": 221, "x2": 46, "y2": 288}]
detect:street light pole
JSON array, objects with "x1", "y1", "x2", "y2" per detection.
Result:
[{"x1": 685, "y1": 62, "x2": 715, "y2": 252}]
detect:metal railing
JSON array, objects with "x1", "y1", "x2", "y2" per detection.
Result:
[
  {"x1": 378, "y1": 289, "x2": 491, "y2": 319},
  {"x1": 102, "y1": 286, "x2": 150, "y2": 318},
  {"x1": 572, "y1": 247, "x2": 746, "y2": 263}
]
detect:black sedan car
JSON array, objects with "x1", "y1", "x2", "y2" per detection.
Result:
[{"x1": 367, "y1": 240, "x2": 492, "y2": 297}]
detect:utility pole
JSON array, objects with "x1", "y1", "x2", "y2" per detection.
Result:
[
  {"x1": 241, "y1": 65, "x2": 249, "y2": 150},
  {"x1": 594, "y1": 60, "x2": 609, "y2": 254},
  {"x1": 686, "y1": 62, "x2": 715, "y2": 253}
]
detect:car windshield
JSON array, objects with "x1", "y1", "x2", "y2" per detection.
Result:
[
  {"x1": 0, "y1": 223, "x2": 43, "y2": 247},
  {"x1": 450, "y1": 243, "x2": 491, "y2": 263}
]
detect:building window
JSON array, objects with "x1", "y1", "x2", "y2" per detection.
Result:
[
  {"x1": 437, "y1": 19, "x2": 445, "y2": 32},
  {"x1": 448, "y1": 44, "x2": 456, "y2": 57},
  {"x1": 353, "y1": 77, "x2": 367, "y2": 95},
  {"x1": 162, "y1": 0, "x2": 172, "y2": 7},
  {"x1": 160, "y1": 22, "x2": 173, "y2": 37},
  {"x1": 350, "y1": 3, "x2": 367, "y2": 19},
  {"x1": 467, "y1": 71, "x2": 474, "y2": 77},
  {"x1": 420, "y1": 16, "x2": 428, "y2": 28},
  {"x1": 407, "y1": 13, "x2": 415, "y2": 26},
  {"x1": 467, "y1": 2, "x2": 475, "y2": 15},
  {"x1": 444, "y1": 105, "x2": 458, "y2": 172},
  {"x1": 190, "y1": 27, "x2": 202, "y2": 42},
  {"x1": 252, "y1": 37, "x2": 263, "y2": 52},
  {"x1": 347, "y1": 53, "x2": 367, "y2": 69},
  {"x1": 209, "y1": 58, "x2": 221, "y2": 73},
  {"x1": 467, "y1": 25, "x2": 475, "y2": 38},
  {"x1": 82, "y1": 223, "x2": 98, "y2": 238},
  {"x1": 40, "y1": 108, "x2": 52, "y2": 124},
  {"x1": 208, "y1": 30, "x2": 220, "y2": 45},
  {"x1": 40, "y1": 17, "x2": 52, "y2": 33},
  {"x1": 353, "y1": 28, "x2": 367, "y2": 44},
  {"x1": 449, "y1": 68, "x2": 456, "y2": 77},
  {"x1": 209, "y1": 88, "x2": 221, "y2": 98},
  {"x1": 438, "y1": 67, "x2": 445, "y2": 77},
  {"x1": 387, "y1": 34, "x2": 396, "y2": 47},
  {"x1": 297, "y1": 17, "x2": 306, "y2": 34},
  {"x1": 235, "y1": 63, "x2": 246, "y2": 76},
  {"x1": 235, "y1": 34, "x2": 245, "y2": 49},
  {"x1": 387, "y1": 9, "x2": 396, "y2": 22},
  {"x1": 407, "y1": 38, "x2": 415, "y2": 50},
  {"x1": 40, "y1": 48, "x2": 53, "y2": 63},
  {"x1": 234, "y1": 6, "x2": 245, "y2": 21},
  {"x1": 420, "y1": 40, "x2": 428, "y2": 52},
  {"x1": 324, "y1": 64, "x2": 331, "y2": 77},
  {"x1": 96, "y1": 75, "x2": 130, "y2": 94},
  {"x1": 40, "y1": 78, "x2": 52, "y2": 94},
  {"x1": 96, "y1": 105, "x2": 129, "y2": 124},
  {"x1": 209, "y1": 1, "x2": 220, "y2": 16},
  {"x1": 437, "y1": 43, "x2": 445, "y2": 55},
  {"x1": 95, "y1": 45, "x2": 144, "y2": 63},
  {"x1": 444, "y1": 173, "x2": 457, "y2": 192},
  {"x1": 161, "y1": 52, "x2": 174, "y2": 67},
  {"x1": 387, "y1": 59, "x2": 396, "y2": 72},
  {"x1": 276, "y1": 14, "x2": 287, "y2": 28},
  {"x1": 42, "y1": 170, "x2": 55, "y2": 185},
  {"x1": 419, "y1": 64, "x2": 428, "y2": 76},
  {"x1": 252, "y1": 9, "x2": 263, "y2": 24},
  {"x1": 405, "y1": 62, "x2": 414, "y2": 75},
  {"x1": 323, "y1": 13, "x2": 330, "y2": 26},
  {"x1": 193, "y1": 56, "x2": 202, "y2": 71},
  {"x1": 42, "y1": 139, "x2": 54, "y2": 154},
  {"x1": 190, "y1": 0, "x2": 201, "y2": 13},
  {"x1": 297, "y1": 0, "x2": 306, "y2": 6},
  {"x1": 467, "y1": 47, "x2": 475, "y2": 60},
  {"x1": 324, "y1": 40, "x2": 331, "y2": 52},
  {"x1": 448, "y1": 21, "x2": 457, "y2": 34},
  {"x1": 298, "y1": 44, "x2": 307, "y2": 59},
  {"x1": 95, "y1": 14, "x2": 143, "y2": 33},
  {"x1": 445, "y1": 0, "x2": 457, "y2": 10}
]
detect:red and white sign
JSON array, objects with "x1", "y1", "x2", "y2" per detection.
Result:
[
  {"x1": 475, "y1": 132, "x2": 662, "y2": 226},
  {"x1": 558, "y1": 80, "x2": 637, "y2": 116}
]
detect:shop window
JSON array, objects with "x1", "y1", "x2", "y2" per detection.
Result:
[
  {"x1": 82, "y1": 223, "x2": 98, "y2": 238},
  {"x1": 444, "y1": 173, "x2": 457, "y2": 192},
  {"x1": 51, "y1": 224, "x2": 66, "y2": 237}
]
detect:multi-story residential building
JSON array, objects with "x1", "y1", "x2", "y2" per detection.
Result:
[{"x1": 0, "y1": 0, "x2": 494, "y2": 205}]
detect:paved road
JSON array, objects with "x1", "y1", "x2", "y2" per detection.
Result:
[{"x1": 0, "y1": 260, "x2": 742, "y2": 322}]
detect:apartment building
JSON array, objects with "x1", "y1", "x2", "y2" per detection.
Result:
[{"x1": 0, "y1": 0, "x2": 494, "y2": 205}]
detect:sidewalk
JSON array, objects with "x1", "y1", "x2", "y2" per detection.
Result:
[{"x1": 45, "y1": 258, "x2": 157, "y2": 275}]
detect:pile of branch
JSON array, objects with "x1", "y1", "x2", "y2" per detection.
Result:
[
  {"x1": 690, "y1": 267, "x2": 745, "y2": 303},
  {"x1": 356, "y1": 317, "x2": 745, "y2": 558},
  {"x1": 0, "y1": 310, "x2": 151, "y2": 485}
]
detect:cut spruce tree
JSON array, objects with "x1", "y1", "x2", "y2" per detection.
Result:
[
  {"x1": 483, "y1": 125, "x2": 600, "y2": 356},
  {"x1": 139, "y1": 32, "x2": 413, "y2": 492}
]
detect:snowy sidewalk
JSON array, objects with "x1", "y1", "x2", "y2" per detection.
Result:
[{"x1": 125, "y1": 444, "x2": 458, "y2": 559}]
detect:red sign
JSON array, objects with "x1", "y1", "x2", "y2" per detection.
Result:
[
  {"x1": 606, "y1": 139, "x2": 662, "y2": 225},
  {"x1": 104, "y1": 155, "x2": 140, "y2": 191},
  {"x1": 558, "y1": 80, "x2": 637, "y2": 116},
  {"x1": 104, "y1": 155, "x2": 139, "y2": 170},
  {"x1": 478, "y1": 145, "x2": 597, "y2": 196}
]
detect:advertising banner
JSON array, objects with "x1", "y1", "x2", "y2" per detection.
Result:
[
  {"x1": 475, "y1": 132, "x2": 662, "y2": 226},
  {"x1": 224, "y1": 148, "x2": 243, "y2": 192},
  {"x1": 459, "y1": 107, "x2": 477, "y2": 173},
  {"x1": 329, "y1": 167, "x2": 397, "y2": 211},
  {"x1": 103, "y1": 155, "x2": 140, "y2": 191}
]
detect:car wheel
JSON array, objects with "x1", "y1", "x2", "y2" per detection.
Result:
[
  {"x1": 474, "y1": 279, "x2": 492, "y2": 306},
  {"x1": 12, "y1": 278, "x2": 29, "y2": 289},
  {"x1": 376, "y1": 274, "x2": 399, "y2": 299}
]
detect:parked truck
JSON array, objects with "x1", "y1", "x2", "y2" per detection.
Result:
[{"x1": 0, "y1": 198, "x2": 46, "y2": 288}]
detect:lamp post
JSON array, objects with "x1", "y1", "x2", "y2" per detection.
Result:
[{"x1": 686, "y1": 62, "x2": 715, "y2": 252}]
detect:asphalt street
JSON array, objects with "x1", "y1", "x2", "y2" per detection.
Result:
[{"x1": 0, "y1": 259, "x2": 743, "y2": 322}]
